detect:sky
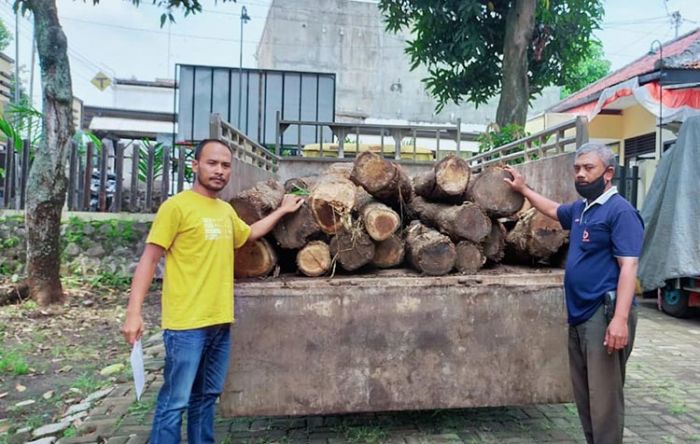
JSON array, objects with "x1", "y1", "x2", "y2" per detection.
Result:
[{"x1": 1, "y1": 0, "x2": 699, "y2": 110}]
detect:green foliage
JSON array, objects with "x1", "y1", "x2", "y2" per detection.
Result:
[
  {"x1": 288, "y1": 185, "x2": 310, "y2": 196},
  {"x1": 0, "y1": 18, "x2": 11, "y2": 51},
  {"x1": 560, "y1": 41, "x2": 611, "y2": 98},
  {"x1": 477, "y1": 123, "x2": 528, "y2": 154},
  {"x1": 379, "y1": 0, "x2": 605, "y2": 113},
  {"x1": 0, "y1": 348, "x2": 30, "y2": 376},
  {"x1": 63, "y1": 426, "x2": 78, "y2": 438},
  {"x1": 71, "y1": 373, "x2": 104, "y2": 392},
  {"x1": 88, "y1": 271, "x2": 132, "y2": 291},
  {"x1": 138, "y1": 141, "x2": 165, "y2": 183}
]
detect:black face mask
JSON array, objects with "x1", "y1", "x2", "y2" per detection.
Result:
[{"x1": 575, "y1": 172, "x2": 607, "y2": 201}]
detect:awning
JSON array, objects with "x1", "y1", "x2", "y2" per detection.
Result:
[
  {"x1": 89, "y1": 116, "x2": 176, "y2": 139},
  {"x1": 566, "y1": 77, "x2": 700, "y2": 123}
]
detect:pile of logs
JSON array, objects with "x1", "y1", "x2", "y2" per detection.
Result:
[{"x1": 232, "y1": 152, "x2": 568, "y2": 278}]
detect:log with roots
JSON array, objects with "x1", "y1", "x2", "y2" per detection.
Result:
[
  {"x1": 309, "y1": 177, "x2": 357, "y2": 235},
  {"x1": 230, "y1": 179, "x2": 285, "y2": 224},
  {"x1": 272, "y1": 197, "x2": 322, "y2": 249},
  {"x1": 350, "y1": 151, "x2": 412, "y2": 206},
  {"x1": 405, "y1": 221, "x2": 456, "y2": 276},
  {"x1": 372, "y1": 234, "x2": 405, "y2": 268},
  {"x1": 413, "y1": 154, "x2": 470, "y2": 202},
  {"x1": 468, "y1": 165, "x2": 524, "y2": 217},
  {"x1": 409, "y1": 196, "x2": 491, "y2": 243},
  {"x1": 234, "y1": 238, "x2": 278, "y2": 278},
  {"x1": 329, "y1": 226, "x2": 376, "y2": 272},
  {"x1": 455, "y1": 241, "x2": 486, "y2": 274},
  {"x1": 296, "y1": 241, "x2": 332, "y2": 277},
  {"x1": 505, "y1": 207, "x2": 568, "y2": 263},
  {"x1": 481, "y1": 220, "x2": 507, "y2": 263}
]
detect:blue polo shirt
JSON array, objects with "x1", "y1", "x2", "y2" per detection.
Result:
[{"x1": 556, "y1": 187, "x2": 644, "y2": 326}]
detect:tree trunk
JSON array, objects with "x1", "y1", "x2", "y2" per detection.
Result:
[
  {"x1": 405, "y1": 221, "x2": 456, "y2": 276},
  {"x1": 25, "y1": 1, "x2": 75, "y2": 305},
  {"x1": 482, "y1": 220, "x2": 507, "y2": 264},
  {"x1": 234, "y1": 238, "x2": 278, "y2": 278},
  {"x1": 505, "y1": 207, "x2": 568, "y2": 263},
  {"x1": 413, "y1": 154, "x2": 470, "y2": 202},
  {"x1": 350, "y1": 151, "x2": 411, "y2": 206},
  {"x1": 455, "y1": 241, "x2": 485, "y2": 275},
  {"x1": 410, "y1": 196, "x2": 491, "y2": 243},
  {"x1": 329, "y1": 227, "x2": 375, "y2": 272},
  {"x1": 468, "y1": 165, "x2": 525, "y2": 217},
  {"x1": 309, "y1": 176, "x2": 357, "y2": 235},
  {"x1": 230, "y1": 179, "x2": 285, "y2": 224},
  {"x1": 272, "y1": 197, "x2": 322, "y2": 249},
  {"x1": 296, "y1": 241, "x2": 332, "y2": 277},
  {"x1": 495, "y1": 0, "x2": 536, "y2": 128},
  {"x1": 372, "y1": 234, "x2": 405, "y2": 269}
]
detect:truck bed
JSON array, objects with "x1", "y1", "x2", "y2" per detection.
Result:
[{"x1": 221, "y1": 265, "x2": 571, "y2": 416}]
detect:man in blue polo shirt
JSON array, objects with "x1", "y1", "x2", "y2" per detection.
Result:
[{"x1": 504, "y1": 142, "x2": 644, "y2": 444}]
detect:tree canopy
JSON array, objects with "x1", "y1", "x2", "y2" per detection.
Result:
[
  {"x1": 560, "y1": 41, "x2": 611, "y2": 98},
  {"x1": 379, "y1": 0, "x2": 605, "y2": 125}
]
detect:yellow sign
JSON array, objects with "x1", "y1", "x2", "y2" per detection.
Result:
[{"x1": 91, "y1": 72, "x2": 112, "y2": 91}]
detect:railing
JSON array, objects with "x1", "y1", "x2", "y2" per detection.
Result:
[
  {"x1": 468, "y1": 116, "x2": 589, "y2": 171},
  {"x1": 275, "y1": 112, "x2": 479, "y2": 161},
  {"x1": 1, "y1": 138, "x2": 196, "y2": 213},
  {"x1": 210, "y1": 114, "x2": 279, "y2": 173}
]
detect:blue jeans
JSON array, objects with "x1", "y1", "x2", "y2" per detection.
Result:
[{"x1": 150, "y1": 324, "x2": 231, "y2": 444}]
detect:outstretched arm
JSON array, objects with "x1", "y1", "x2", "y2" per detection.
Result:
[
  {"x1": 503, "y1": 165, "x2": 560, "y2": 221},
  {"x1": 247, "y1": 194, "x2": 304, "y2": 242}
]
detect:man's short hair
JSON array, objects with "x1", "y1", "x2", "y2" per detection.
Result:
[
  {"x1": 194, "y1": 139, "x2": 231, "y2": 160},
  {"x1": 575, "y1": 142, "x2": 617, "y2": 170}
]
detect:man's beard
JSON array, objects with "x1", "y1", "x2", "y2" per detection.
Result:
[{"x1": 197, "y1": 175, "x2": 225, "y2": 192}]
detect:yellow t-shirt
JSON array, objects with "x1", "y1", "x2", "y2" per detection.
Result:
[{"x1": 147, "y1": 190, "x2": 251, "y2": 330}]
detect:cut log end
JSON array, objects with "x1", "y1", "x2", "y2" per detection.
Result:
[
  {"x1": 435, "y1": 155, "x2": 470, "y2": 196},
  {"x1": 362, "y1": 202, "x2": 401, "y2": 241},
  {"x1": 469, "y1": 166, "x2": 524, "y2": 217},
  {"x1": 234, "y1": 238, "x2": 278, "y2": 278},
  {"x1": 372, "y1": 235, "x2": 405, "y2": 268},
  {"x1": 406, "y1": 222, "x2": 456, "y2": 276},
  {"x1": 330, "y1": 227, "x2": 376, "y2": 272},
  {"x1": 455, "y1": 241, "x2": 485, "y2": 274},
  {"x1": 296, "y1": 241, "x2": 332, "y2": 277}
]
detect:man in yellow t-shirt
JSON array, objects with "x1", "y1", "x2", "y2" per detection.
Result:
[{"x1": 121, "y1": 139, "x2": 303, "y2": 444}]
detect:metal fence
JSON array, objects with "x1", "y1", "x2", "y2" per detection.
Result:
[{"x1": 1, "y1": 139, "x2": 196, "y2": 213}]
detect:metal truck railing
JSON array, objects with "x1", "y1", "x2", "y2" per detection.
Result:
[
  {"x1": 468, "y1": 116, "x2": 589, "y2": 171},
  {"x1": 275, "y1": 111, "x2": 479, "y2": 161},
  {"x1": 210, "y1": 114, "x2": 279, "y2": 173}
]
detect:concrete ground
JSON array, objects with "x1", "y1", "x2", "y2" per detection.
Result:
[{"x1": 56, "y1": 299, "x2": 700, "y2": 444}]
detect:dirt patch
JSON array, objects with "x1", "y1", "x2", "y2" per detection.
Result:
[{"x1": 0, "y1": 279, "x2": 161, "y2": 442}]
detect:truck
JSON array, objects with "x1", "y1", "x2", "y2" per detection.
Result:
[
  {"x1": 638, "y1": 116, "x2": 700, "y2": 318},
  {"x1": 213, "y1": 117, "x2": 585, "y2": 417}
]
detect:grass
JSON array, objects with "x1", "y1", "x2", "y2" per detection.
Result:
[
  {"x1": 71, "y1": 373, "x2": 104, "y2": 393},
  {"x1": 333, "y1": 422, "x2": 389, "y2": 444},
  {"x1": 128, "y1": 398, "x2": 156, "y2": 425},
  {"x1": 0, "y1": 347, "x2": 30, "y2": 376}
]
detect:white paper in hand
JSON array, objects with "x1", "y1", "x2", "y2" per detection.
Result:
[{"x1": 130, "y1": 339, "x2": 145, "y2": 401}]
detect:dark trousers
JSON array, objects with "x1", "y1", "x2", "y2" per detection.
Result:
[{"x1": 568, "y1": 304, "x2": 637, "y2": 444}]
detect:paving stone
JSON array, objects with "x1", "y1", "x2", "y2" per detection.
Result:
[
  {"x1": 26, "y1": 438, "x2": 57, "y2": 444},
  {"x1": 84, "y1": 387, "x2": 115, "y2": 403},
  {"x1": 32, "y1": 421, "x2": 70, "y2": 438},
  {"x1": 64, "y1": 402, "x2": 91, "y2": 416}
]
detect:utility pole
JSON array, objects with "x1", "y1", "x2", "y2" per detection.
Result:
[
  {"x1": 238, "y1": 5, "x2": 251, "y2": 130},
  {"x1": 671, "y1": 11, "x2": 682, "y2": 38},
  {"x1": 13, "y1": 10, "x2": 19, "y2": 106}
]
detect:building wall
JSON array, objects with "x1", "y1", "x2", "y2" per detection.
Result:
[
  {"x1": 256, "y1": 0, "x2": 561, "y2": 126},
  {"x1": 111, "y1": 84, "x2": 174, "y2": 113}
]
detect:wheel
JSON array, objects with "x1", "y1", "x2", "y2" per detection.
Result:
[{"x1": 661, "y1": 287, "x2": 695, "y2": 318}]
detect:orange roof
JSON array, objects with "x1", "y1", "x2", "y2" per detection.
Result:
[{"x1": 551, "y1": 28, "x2": 700, "y2": 112}]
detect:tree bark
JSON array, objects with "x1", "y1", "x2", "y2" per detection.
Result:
[
  {"x1": 272, "y1": 197, "x2": 322, "y2": 250},
  {"x1": 234, "y1": 238, "x2": 278, "y2": 278},
  {"x1": 455, "y1": 241, "x2": 485, "y2": 275},
  {"x1": 405, "y1": 221, "x2": 456, "y2": 276},
  {"x1": 350, "y1": 151, "x2": 411, "y2": 206},
  {"x1": 413, "y1": 154, "x2": 470, "y2": 202},
  {"x1": 481, "y1": 220, "x2": 507, "y2": 264},
  {"x1": 309, "y1": 176, "x2": 357, "y2": 235},
  {"x1": 468, "y1": 165, "x2": 525, "y2": 217},
  {"x1": 495, "y1": 0, "x2": 536, "y2": 128},
  {"x1": 410, "y1": 196, "x2": 491, "y2": 243},
  {"x1": 372, "y1": 234, "x2": 405, "y2": 269},
  {"x1": 296, "y1": 241, "x2": 331, "y2": 277},
  {"x1": 329, "y1": 227, "x2": 375, "y2": 272},
  {"x1": 505, "y1": 207, "x2": 568, "y2": 263},
  {"x1": 25, "y1": 0, "x2": 75, "y2": 305},
  {"x1": 230, "y1": 179, "x2": 285, "y2": 224}
]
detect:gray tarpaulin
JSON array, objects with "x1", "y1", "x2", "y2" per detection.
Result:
[{"x1": 638, "y1": 115, "x2": 700, "y2": 291}]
